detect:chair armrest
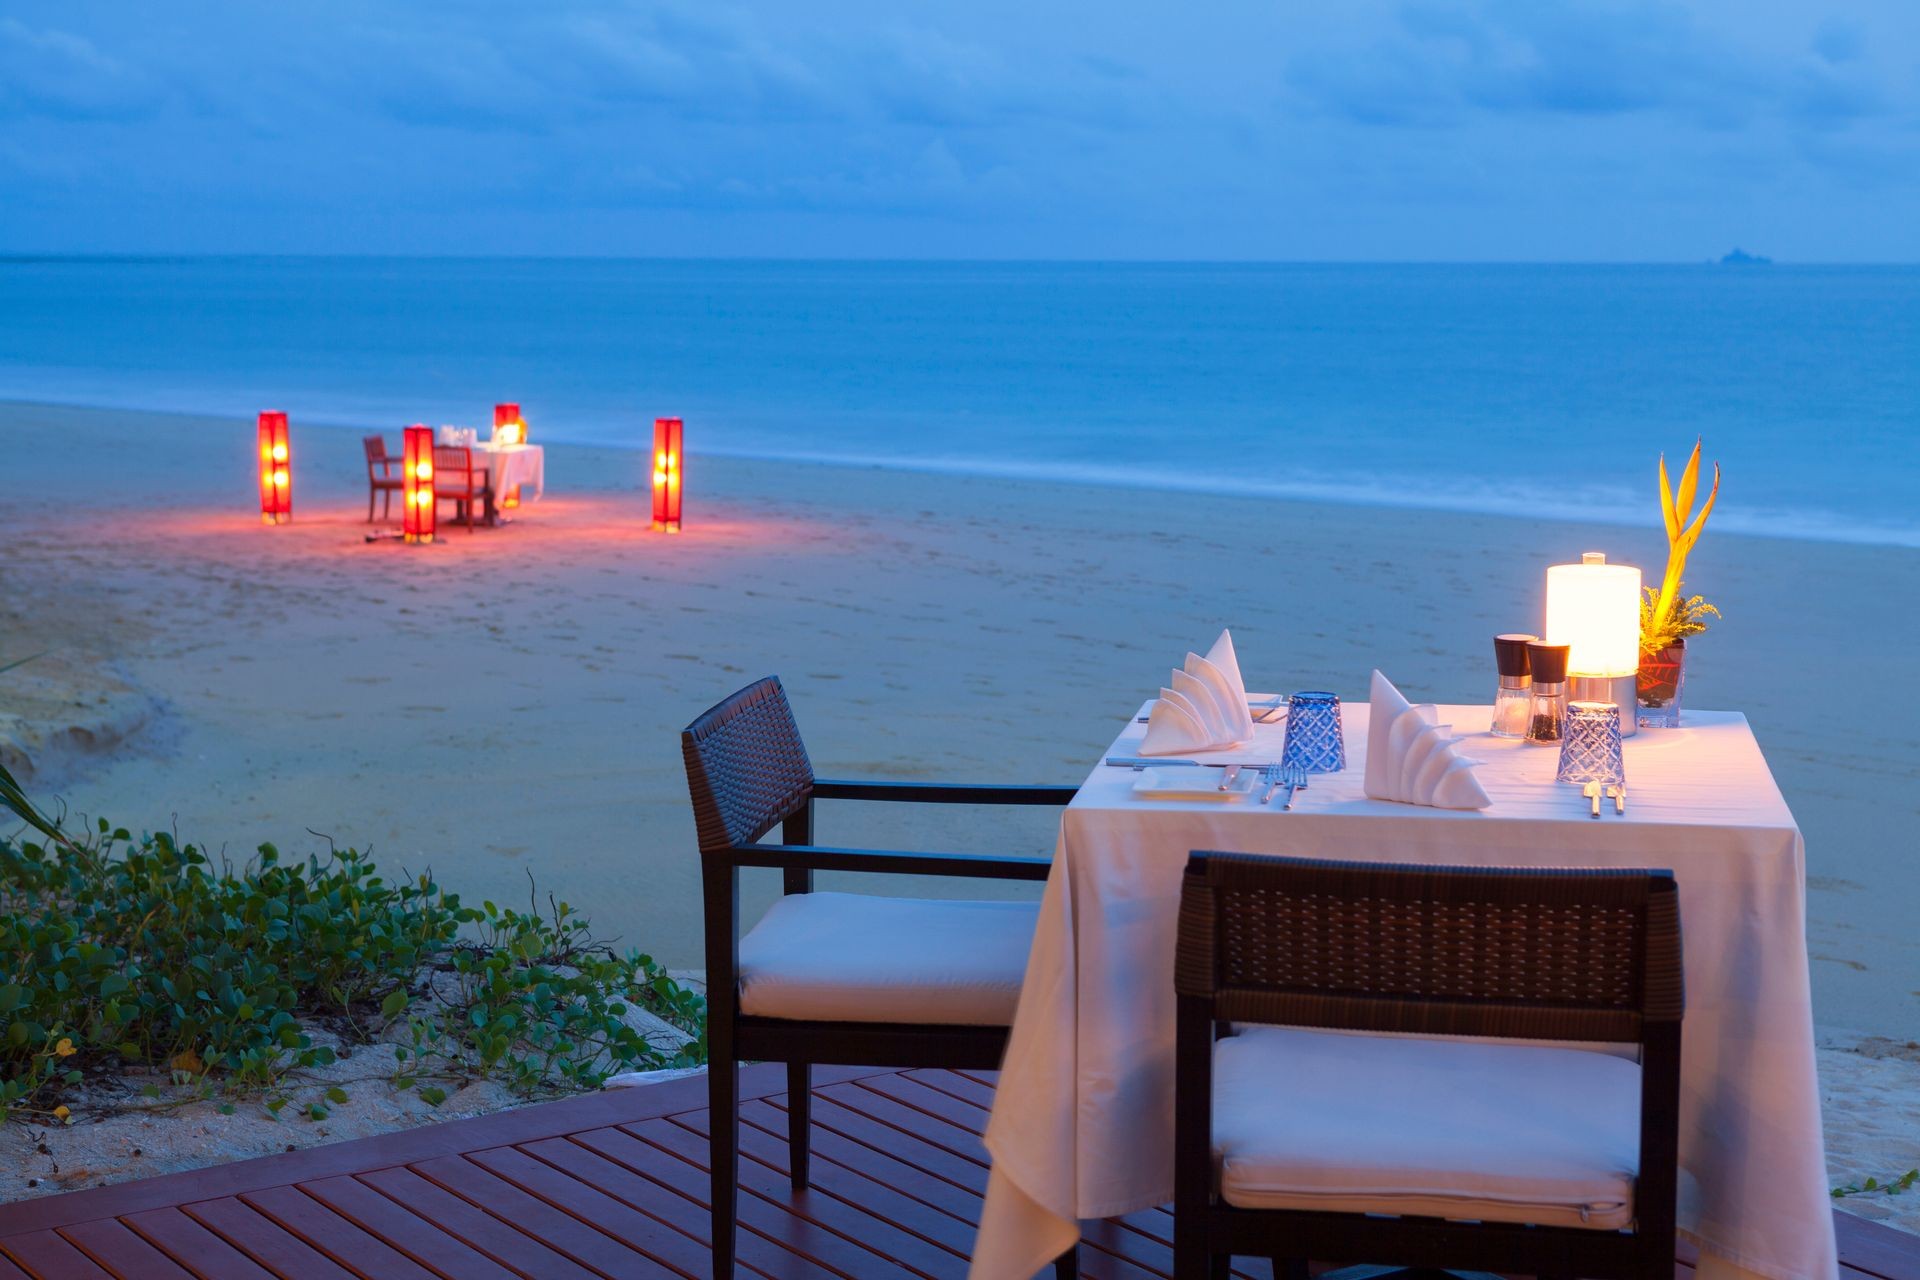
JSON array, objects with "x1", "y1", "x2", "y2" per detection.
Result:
[
  {"x1": 811, "y1": 779, "x2": 1078, "y2": 807},
  {"x1": 722, "y1": 843, "x2": 1053, "y2": 881}
]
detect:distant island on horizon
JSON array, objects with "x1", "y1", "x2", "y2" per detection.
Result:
[{"x1": 1720, "y1": 247, "x2": 1773, "y2": 265}]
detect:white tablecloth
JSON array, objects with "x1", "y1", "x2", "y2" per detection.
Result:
[
  {"x1": 478, "y1": 443, "x2": 544, "y2": 503},
  {"x1": 974, "y1": 703, "x2": 1832, "y2": 1280}
]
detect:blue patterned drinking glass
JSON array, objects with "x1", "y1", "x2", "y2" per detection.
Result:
[
  {"x1": 1557, "y1": 701, "x2": 1626, "y2": 786},
  {"x1": 1280, "y1": 691, "x2": 1346, "y2": 774}
]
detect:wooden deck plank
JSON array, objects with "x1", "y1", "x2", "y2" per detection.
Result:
[
  {"x1": 0, "y1": 1067, "x2": 1906, "y2": 1280},
  {"x1": 1838, "y1": 1211, "x2": 1920, "y2": 1280},
  {"x1": 238, "y1": 1183, "x2": 444, "y2": 1280},
  {"x1": 674, "y1": 1109, "x2": 982, "y2": 1259},
  {"x1": 742, "y1": 1097, "x2": 984, "y2": 1224},
  {"x1": 55, "y1": 1218, "x2": 198, "y2": 1280},
  {"x1": 808, "y1": 1082, "x2": 992, "y2": 1167},
  {"x1": 357, "y1": 1165, "x2": 605, "y2": 1280},
  {"x1": 467, "y1": 1143, "x2": 715, "y2": 1278},
  {"x1": 182, "y1": 1196, "x2": 363, "y2": 1280},
  {"x1": 122, "y1": 1207, "x2": 281, "y2": 1280},
  {"x1": 905, "y1": 1068, "x2": 1000, "y2": 1113},
  {"x1": 858, "y1": 1071, "x2": 995, "y2": 1135},
  {"x1": 778, "y1": 1093, "x2": 993, "y2": 1191},
  {"x1": 0, "y1": 1230, "x2": 117, "y2": 1280},
  {"x1": 297, "y1": 1176, "x2": 524, "y2": 1280},
  {"x1": 633, "y1": 1117, "x2": 949, "y2": 1277},
  {"x1": 410, "y1": 1151, "x2": 683, "y2": 1279},
  {"x1": 0, "y1": 1063, "x2": 865, "y2": 1239},
  {"x1": 559, "y1": 1128, "x2": 848, "y2": 1280}
]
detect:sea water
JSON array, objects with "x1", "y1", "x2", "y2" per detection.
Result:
[{"x1": 1, "y1": 256, "x2": 1914, "y2": 546}]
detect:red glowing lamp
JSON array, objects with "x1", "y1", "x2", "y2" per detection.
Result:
[
  {"x1": 403, "y1": 424, "x2": 436, "y2": 544},
  {"x1": 493, "y1": 402, "x2": 526, "y2": 446},
  {"x1": 257, "y1": 411, "x2": 291, "y2": 525},
  {"x1": 652, "y1": 417, "x2": 683, "y2": 533}
]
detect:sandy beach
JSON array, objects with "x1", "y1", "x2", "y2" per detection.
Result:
[{"x1": 4, "y1": 398, "x2": 1917, "y2": 1039}]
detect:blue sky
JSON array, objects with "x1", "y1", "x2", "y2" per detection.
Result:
[{"x1": 1, "y1": 1, "x2": 1915, "y2": 260}]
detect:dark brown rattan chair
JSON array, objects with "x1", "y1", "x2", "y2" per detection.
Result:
[
  {"x1": 1173, "y1": 853, "x2": 1683, "y2": 1280},
  {"x1": 363, "y1": 435, "x2": 404, "y2": 522},
  {"x1": 432, "y1": 446, "x2": 493, "y2": 531},
  {"x1": 684, "y1": 676, "x2": 1079, "y2": 1280}
]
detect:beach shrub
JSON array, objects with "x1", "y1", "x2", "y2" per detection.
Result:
[{"x1": 0, "y1": 766, "x2": 704, "y2": 1123}]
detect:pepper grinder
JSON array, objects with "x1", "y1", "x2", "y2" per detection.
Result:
[
  {"x1": 1525, "y1": 641, "x2": 1571, "y2": 745},
  {"x1": 1490, "y1": 633, "x2": 1537, "y2": 739}
]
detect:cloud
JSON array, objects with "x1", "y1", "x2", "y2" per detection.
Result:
[
  {"x1": 1286, "y1": 1, "x2": 1889, "y2": 132},
  {"x1": 0, "y1": 18, "x2": 161, "y2": 122}
]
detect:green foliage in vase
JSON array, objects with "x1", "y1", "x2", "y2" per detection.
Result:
[
  {"x1": 1643, "y1": 438, "x2": 1724, "y2": 655},
  {"x1": 0, "y1": 760, "x2": 705, "y2": 1124},
  {"x1": 1639, "y1": 588, "x2": 1721, "y2": 655}
]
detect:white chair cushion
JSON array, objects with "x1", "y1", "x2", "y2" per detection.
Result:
[
  {"x1": 1214, "y1": 1026, "x2": 1641, "y2": 1230},
  {"x1": 737, "y1": 891, "x2": 1036, "y2": 1026}
]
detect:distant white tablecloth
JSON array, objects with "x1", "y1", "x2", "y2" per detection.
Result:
[
  {"x1": 973, "y1": 704, "x2": 1832, "y2": 1280},
  {"x1": 478, "y1": 443, "x2": 544, "y2": 503}
]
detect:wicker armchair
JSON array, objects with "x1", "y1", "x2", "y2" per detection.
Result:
[
  {"x1": 1173, "y1": 853, "x2": 1683, "y2": 1280},
  {"x1": 683, "y1": 676, "x2": 1079, "y2": 1280},
  {"x1": 362, "y1": 435, "x2": 404, "y2": 522},
  {"x1": 431, "y1": 446, "x2": 492, "y2": 531}
]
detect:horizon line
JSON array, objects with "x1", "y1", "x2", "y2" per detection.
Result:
[{"x1": 4, "y1": 250, "x2": 1917, "y2": 267}]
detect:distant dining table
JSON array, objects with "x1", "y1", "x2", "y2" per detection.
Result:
[
  {"x1": 972, "y1": 701, "x2": 1833, "y2": 1280},
  {"x1": 476, "y1": 440, "x2": 545, "y2": 518}
]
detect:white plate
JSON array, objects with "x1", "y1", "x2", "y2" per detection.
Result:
[{"x1": 1132, "y1": 766, "x2": 1261, "y2": 801}]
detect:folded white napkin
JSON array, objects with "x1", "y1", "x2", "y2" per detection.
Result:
[
  {"x1": 1362, "y1": 669, "x2": 1490, "y2": 810},
  {"x1": 1139, "y1": 630, "x2": 1257, "y2": 756}
]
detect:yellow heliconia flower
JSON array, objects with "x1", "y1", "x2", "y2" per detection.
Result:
[{"x1": 1649, "y1": 437, "x2": 1722, "y2": 648}]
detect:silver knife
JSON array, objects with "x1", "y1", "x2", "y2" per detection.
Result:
[{"x1": 1105, "y1": 756, "x2": 1232, "y2": 769}]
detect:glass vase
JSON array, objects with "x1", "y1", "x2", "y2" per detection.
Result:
[{"x1": 1637, "y1": 639, "x2": 1686, "y2": 729}]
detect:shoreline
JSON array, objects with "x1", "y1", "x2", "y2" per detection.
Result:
[{"x1": 3, "y1": 394, "x2": 1914, "y2": 552}]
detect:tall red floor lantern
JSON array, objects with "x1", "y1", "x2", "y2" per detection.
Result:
[
  {"x1": 257, "y1": 412, "x2": 291, "y2": 524},
  {"x1": 403, "y1": 424, "x2": 436, "y2": 544},
  {"x1": 652, "y1": 417, "x2": 683, "y2": 533}
]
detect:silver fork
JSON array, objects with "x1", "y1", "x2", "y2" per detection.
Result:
[
  {"x1": 1259, "y1": 763, "x2": 1285, "y2": 805},
  {"x1": 1282, "y1": 765, "x2": 1307, "y2": 811}
]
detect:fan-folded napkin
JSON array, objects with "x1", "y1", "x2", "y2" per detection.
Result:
[
  {"x1": 1139, "y1": 630, "x2": 1256, "y2": 755},
  {"x1": 1362, "y1": 669, "x2": 1491, "y2": 810}
]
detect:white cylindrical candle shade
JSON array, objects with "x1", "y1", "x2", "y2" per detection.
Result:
[{"x1": 1545, "y1": 552, "x2": 1642, "y2": 678}]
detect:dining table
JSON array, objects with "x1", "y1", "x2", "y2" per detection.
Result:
[
  {"x1": 475, "y1": 440, "x2": 545, "y2": 519},
  {"x1": 971, "y1": 700, "x2": 1832, "y2": 1280}
]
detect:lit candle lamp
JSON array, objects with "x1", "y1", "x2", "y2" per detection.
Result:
[
  {"x1": 403, "y1": 424, "x2": 436, "y2": 544},
  {"x1": 256, "y1": 411, "x2": 291, "y2": 525},
  {"x1": 492, "y1": 403, "x2": 526, "y2": 508},
  {"x1": 1544, "y1": 551, "x2": 1643, "y2": 737},
  {"x1": 493, "y1": 403, "x2": 525, "y2": 446},
  {"x1": 652, "y1": 416, "x2": 683, "y2": 533}
]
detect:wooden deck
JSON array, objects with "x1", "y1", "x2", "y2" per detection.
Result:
[{"x1": 0, "y1": 1064, "x2": 1910, "y2": 1280}]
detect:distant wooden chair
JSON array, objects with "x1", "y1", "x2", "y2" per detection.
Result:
[
  {"x1": 431, "y1": 446, "x2": 493, "y2": 532},
  {"x1": 1172, "y1": 852, "x2": 1684, "y2": 1280},
  {"x1": 681, "y1": 675, "x2": 1080, "y2": 1280},
  {"x1": 362, "y1": 435, "x2": 404, "y2": 522}
]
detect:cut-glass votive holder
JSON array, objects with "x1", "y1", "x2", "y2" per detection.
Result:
[
  {"x1": 1281, "y1": 691, "x2": 1346, "y2": 775},
  {"x1": 1557, "y1": 700, "x2": 1626, "y2": 787}
]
